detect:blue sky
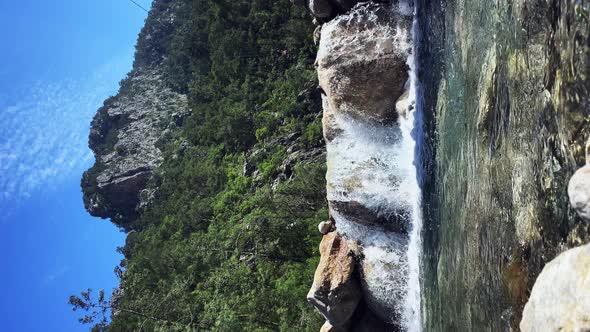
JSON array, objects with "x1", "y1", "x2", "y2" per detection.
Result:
[{"x1": 0, "y1": 0, "x2": 150, "y2": 330}]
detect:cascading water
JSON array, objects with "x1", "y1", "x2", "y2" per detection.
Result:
[
  {"x1": 326, "y1": 8, "x2": 422, "y2": 328},
  {"x1": 313, "y1": 0, "x2": 423, "y2": 330},
  {"x1": 401, "y1": 1, "x2": 424, "y2": 330}
]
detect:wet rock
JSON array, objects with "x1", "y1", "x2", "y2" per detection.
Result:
[
  {"x1": 568, "y1": 141, "x2": 590, "y2": 222},
  {"x1": 395, "y1": 88, "x2": 410, "y2": 119},
  {"x1": 331, "y1": 0, "x2": 359, "y2": 12},
  {"x1": 329, "y1": 200, "x2": 410, "y2": 234},
  {"x1": 320, "y1": 321, "x2": 349, "y2": 332},
  {"x1": 307, "y1": 232, "x2": 361, "y2": 327},
  {"x1": 317, "y1": 2, "x2": 411, "y2": 124},
  {"x1": 314, "y1": 25, "x2": 322, "y2": 46},
  {"x1": 309, "y1": 0, "x2": 334, "y2": 19},
  {"x1": 318, "y1": 220, "x2": 335, "y2": 234},
  {"x1": 349, "y1": 301, "x2": 395, "y2": 332},
  {"x1": 520, "y1": 243, "x2": 590, "y2": 332}
]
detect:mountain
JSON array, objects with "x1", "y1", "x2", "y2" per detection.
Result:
[{"x1": 81, "y1": 0, "x2": 327, "y2": 330}]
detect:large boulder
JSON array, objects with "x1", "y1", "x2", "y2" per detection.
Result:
[
  {"x1": 317, "y1": 2, "x2": 412, "y2": 124},
  {"x1": 307, "y1": 232, "x2": 362, "y2": 327},
  {"x1": 520, "y1": 244, "x2": 590, "y2": 332}
]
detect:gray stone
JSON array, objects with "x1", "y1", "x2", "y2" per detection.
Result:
[
  {"x1": 520, "y1": 244, "x2": 590, "y2": 332},
  {"x1": 568, "y1": 141, "x2": 590, "y2": 222},
  {"x1": 83, "y1": 69, "x2": 189, "y2": 227}
]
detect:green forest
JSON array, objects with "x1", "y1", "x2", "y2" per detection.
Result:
[{"x1": 73, "y1": 0, "x2": 328, "y2": 330}]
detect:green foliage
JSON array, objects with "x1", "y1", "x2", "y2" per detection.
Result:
[{"x1": 73, "y1": 0, "x2": 327, "y2": 330}]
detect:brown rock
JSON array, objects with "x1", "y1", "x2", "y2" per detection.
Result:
[
  {"x1": 317, "y1": 3, "x2": 412, "y2": 124},
  {"x1": 307, "y1": 232, "x2": 361, "y2": 326},
  {"x1": 318, "y1": 220, "x2": 335, "y2": 234}
]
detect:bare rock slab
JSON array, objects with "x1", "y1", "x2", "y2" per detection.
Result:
[
  {"x1": 520, "y1": 243, "x2": 590, "y2": 332},
  {"x1": 307, "y1": 232, "x2": 362, "y2": 327}
]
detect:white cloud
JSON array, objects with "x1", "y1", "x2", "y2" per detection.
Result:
[
  {"x1": 43, "y1": 265, "x2": 70, "y2": 284},
  {"x1": 0, "y1": 53, "x2": 134, "y2": 218}
]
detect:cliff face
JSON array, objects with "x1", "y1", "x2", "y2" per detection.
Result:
[
  {"x1": 82, "y1": 0, "x2": 189, "y2": 228},
  {"x1": 418, "y1": 0, "x2": 590, "y2": 330}
]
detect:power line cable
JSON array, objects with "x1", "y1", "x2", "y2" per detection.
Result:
[{"x1": 127, "y1": 0, "x2": 150, "y2": 13}]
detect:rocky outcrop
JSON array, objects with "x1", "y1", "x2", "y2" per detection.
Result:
[
  {"x1": 317, "y1": 2, "x2": 411, "y2": 125},
  {"x1": 418, "y1": 0, "x2": 590, "y2": 329},
  {"x1": 520, "y1": 243, "x2": 590, "y2": 332},
  {"x1": 307, "y1": 231, "x2": 362, "y2": 327},
  {"x1": 306, "y1": 1, "x2": 414, "y2": 330},
  {"x1": 81, "y1": 0, "x2": 189, "y2": 228}
]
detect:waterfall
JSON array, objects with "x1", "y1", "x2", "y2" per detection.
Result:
[
  {"x1": 316, "y1": 1, "x2": 423, "y2": 329},
  {"x1": 401, "y1": 0, "x2": 424, "y2": 330}
]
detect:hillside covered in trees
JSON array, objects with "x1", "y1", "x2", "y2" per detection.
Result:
[{"x1": 74, "y1": 0, "x2": 328, "y2": 330}]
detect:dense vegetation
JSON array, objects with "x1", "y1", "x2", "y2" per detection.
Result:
[{"x1": 71, "y1": 0, "x2": 328, "y2": 330}]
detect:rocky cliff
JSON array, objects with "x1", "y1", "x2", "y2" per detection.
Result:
[
  {"x1": 82, "y1": 1, "x2": 190, "y2": 228},
  {"x1": 418, "y1": 0, "x2": 590, "y2": 330}
]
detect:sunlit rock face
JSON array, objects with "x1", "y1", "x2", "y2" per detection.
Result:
[
  {"x1": 520, "y1": 244, "x2": 590, "y2": 332},
  {"x1": 317, "y1": 2, "x2": 411, "y2": 125},
  {"x1": 82, "y1": 70, "x2": 189, "y2": 226},
  {"x1": 81, "y1": 0, "x2": 190, "y2": 228},
  {"x1": 307, "y1": 232, "x2": 361, "y2": 327},
  {"x1": 313, "y1": 1, "x2": 414, "y2": 328}
]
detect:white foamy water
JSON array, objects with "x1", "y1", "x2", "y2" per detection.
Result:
[
  {"x1": 402, "y1": 1, "x2": 424, "y2": 330},
  {"x1": 322, "y1": 0, "x2": 423, "y2": 329}
]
